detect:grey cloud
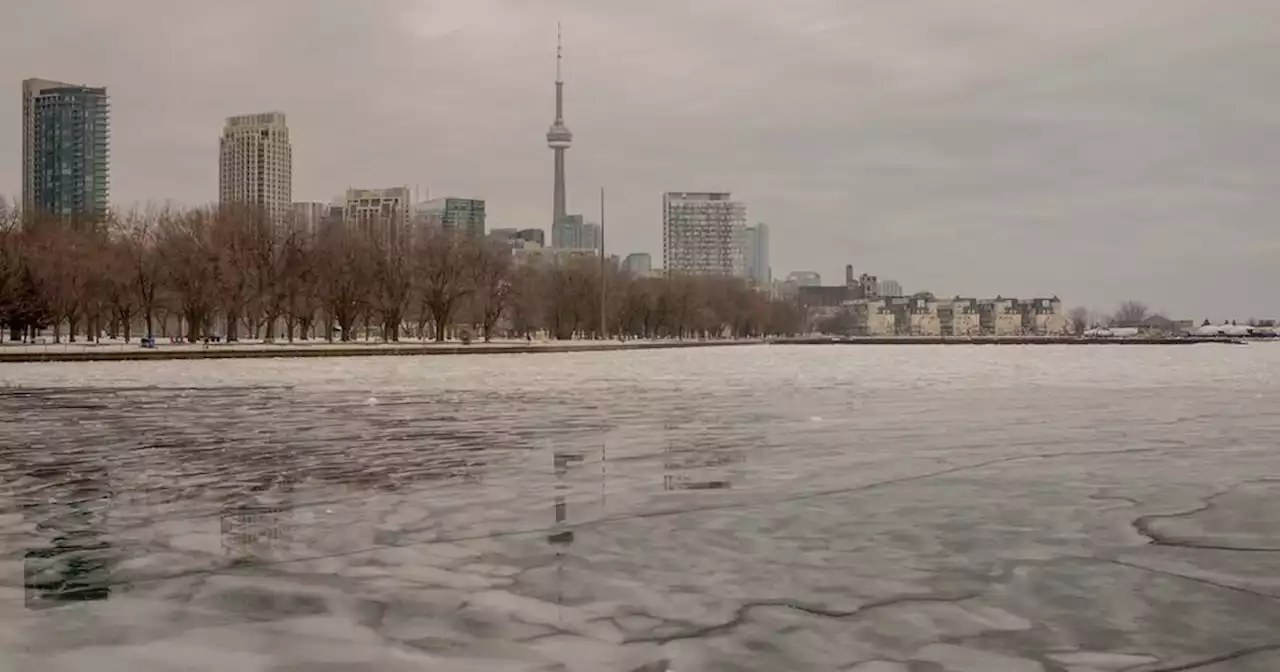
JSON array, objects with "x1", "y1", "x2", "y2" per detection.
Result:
[{"x1": 2, "y1": 0, "x2": 1277, "y2": 318}]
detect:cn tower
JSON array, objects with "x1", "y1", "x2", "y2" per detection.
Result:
[{"x1": 546, "y1": 24, "x2": 573, "y2": 229}]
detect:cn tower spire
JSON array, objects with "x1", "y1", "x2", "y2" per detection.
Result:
[{"x1": 547, "y1": 23, "x2": 573, "y2": 230}]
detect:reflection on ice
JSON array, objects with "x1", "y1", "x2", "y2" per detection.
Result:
[{"x1": 22, "y1": 458, "x2": 115, "y2": 608}]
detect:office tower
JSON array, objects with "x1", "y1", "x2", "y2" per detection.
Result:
[
  {"x1": 219, "y1": 112, "x2": 292, "y2": 226},
  {"x1": 743, "y1": 222, "x2": 770, "y2": 285},
  {"x1": 546, "y1": 26, "x2": 574, "y2": 231},
  {"x1": 580, "y1": 221, "x2": 601, "y2": 252},
  {"x1": 344, "y1": 187, "x2": 411, "y2": 243},
  {"x1": 416, "y1": 197, "x2": 486, "y2": 238},
  {"x1": 553, "y1": 213, "x2": 584, "y2": 249},
  {"x1": 21, "y1": 78, "x2": 110, "y2": 220},
  {"x1": 517, "y1": 228, "x2": 546, "y2": 246},
  {"x1": 878, "y1": 279, "x2": 903, "y2": 297},
  {"x1": 290, "y1": 201, "x2": 329, "y2": 236},
  {"x1": 662, "y1": 192, "x2": 746, "y2": 276},
  {"x1": 623, "y1": 252, "x2": 652, "y2": 275}
]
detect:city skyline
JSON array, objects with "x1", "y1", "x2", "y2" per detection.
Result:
[{"x1": 2, "y1": 1, "x2": 1278, "y2": 317}]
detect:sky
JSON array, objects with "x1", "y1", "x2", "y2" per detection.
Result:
[{"x1": 3, "y1": 0, "x2": 1278, "y2": 320}]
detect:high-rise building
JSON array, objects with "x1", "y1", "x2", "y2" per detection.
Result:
[
  {"x1": 344, "y1": 187, "x2": 410, "y2": 243},
  {"x1": 219, "y1": 112, "x2": 292, "y2": 226},
  {"x1": 546, "y1": 26, "x2": 573, "y2": 231},
  {"x1": 878, "y1": 279, "x2": 903, "y2": 297},
  {"x1": 623, "y1": 253, "x2": 652, "y2": 276},
  {"x1": 580, "y1": 221, "x2": 601, "y2": 252},
  {"x1": 416, "y1": 197, "x2": 486, "y2": 238},
  {"x1": 743, "y1": 222, "x2": 770, "y2": 286},
  {"x1": 21, "y1": 78, "x2": 110, "y2": 220},
  {"x1": 662, "y1": 192, "x2": 746, "y2": 276},
  {"x1": 553, "y1": 213, "x2": 584, "y2": 249},
  {"x1": 517, "y1": 228, "x2": 546, "y2": 246},
  {"x1": 787, "y1": 271, "x2": 822, "y2": 287},
  {"x1": 290, "y1": 201, "x2": 329, "y2": 236}
]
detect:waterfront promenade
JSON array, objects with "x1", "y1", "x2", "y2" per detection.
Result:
[{"x1": 0, "y1": 334, "x2": 1255, "y2": 363}]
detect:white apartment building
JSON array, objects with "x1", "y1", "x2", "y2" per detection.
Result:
[
  {"x1": 344, "y1": 187, "x2": 411, "y2": 244},
  {"x1": 662, "y1": 192, "x2": 746, "y2": 276},
  {"x1": 219, "y1": 112, "x2": 292, "y2": 225}
]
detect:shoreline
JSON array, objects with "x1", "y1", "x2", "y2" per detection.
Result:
[
  {"x1": 0, "y1": 339, "x2": 760, "y2": 363},
  {"x1": 0, "y1": 335, "x2": 1256, "y2": 363}
]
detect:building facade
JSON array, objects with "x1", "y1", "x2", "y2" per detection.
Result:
[
  {"x1": 289, "y1": 201, "x2": 329, "y2": 236},
  {"x1": 417, "y1": 197, "x2": 486, "y2": 237},
  {"x1": 517, "y1": 228, "x2": 546, "y2": 246},
  {"x1": 344, "y1": 187, "x2": 410, "y2": 243},
  {"x1": 744, "y1": 223, "x2": 770, "y2": 286},
  {"x1": 623, "y1": 252, "x2": 653, "y2": 275},
  {"x1": 787, "y1": 271, "x2": 821, "y2": 287},
  {"x1": 878, "y1": 279, "x2": 903, "y2": 297},
  {"x1": 580, "y1": 221, "x2": 601, "y2": 252},
  {"x1": 663, "y1": 192, "x2": 746, "y2": 276},
  {"x1": 979, "y1": 298, "x2": 1023, "y2": 336},
  {"x1": 21, "y1": 78, "x2": 110, "y2": 220},
  {"x1": 553, "y1": 213, "x2": 584, "y2": 249},
  {"x1": 219, "y1": 112, "x2": 292, "y2": 226}
]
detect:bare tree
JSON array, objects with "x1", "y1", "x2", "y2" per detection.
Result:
[
  {"x1": 316, "y1": 224, "x2": 372, "y2": 342},
  {"x1": 211, "y1": 206, "x2": 259, "y2": 341},
  {"x1": 467, "y1": 241, "x2": 515, "y2": 342},
  {"x1": 25, "y1": 222, "x2": 96, "y2": 343},
  {"x1": 367, "y1": 227, "x2": 414, "y2": 342},
  {"x1": 158, "y1": 209, "x2": 220, "y2": 343},
  {"x1": 1067, "y1": 306, "x2": 1089, "y2": 335},
  {"x1": 416, "y1": 233, "x2": 473, "y2": 342},
  {"x1": 544, "y1": 259, "x2": 599, "y2": 340},
  {"x1": 1112, "y1": 300, "x2": 1149, "y2": 327},
  {"x1": 281, "y1": 229, "x2": 320, "y2": 341}
]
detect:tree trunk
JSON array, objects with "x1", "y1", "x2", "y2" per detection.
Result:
[{"x1": 225, "y1": 312, "x2": 239, "y2": 342}]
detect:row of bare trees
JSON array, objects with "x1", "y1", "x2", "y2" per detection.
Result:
[
  {"x1": 1066, "y1": 300, "x2": 1152, "y2": 334},
  {"x1": 1, "y1": 206, "x2": 804, "y2": 344}
]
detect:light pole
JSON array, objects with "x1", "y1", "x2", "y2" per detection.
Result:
[{"x1": 599, "y1": 186, "x2": 606, "y2": 340}]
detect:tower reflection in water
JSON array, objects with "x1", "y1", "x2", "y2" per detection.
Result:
[
  {"x1": 220, "y1": 476, "x2": 293, "y2": 563},
  {"x1": 23, "y1": 458, "x2": 115, "y2": 609},
  {"x1": 547, "y1": 449, "x2": 584, "y2": 547},
  {"x1": 662, "y1": 424, "x2": 743, "y2": 492}
]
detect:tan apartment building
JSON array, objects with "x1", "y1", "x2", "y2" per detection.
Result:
[
  {"x1": 979, "y1": 298, "x2": 1024, "y2": 336},
  {"x1": 849, "y1": 299, "x2": 896, "y2": 336},
  {"x1": 1016, "y1": 297, "x2": 1067, "y2": 336},
  {"x1": 938, "y1": 299, "x2": 982, "y2": 336},
  {"x1": 220, "y1": 112, "x2": 291, "y2": 226}
]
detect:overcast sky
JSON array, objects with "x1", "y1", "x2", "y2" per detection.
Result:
[{"x1": 4, "y1": 0, "x2": 1278, "y2": 319}]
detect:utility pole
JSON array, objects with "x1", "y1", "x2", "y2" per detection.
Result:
[{"x1": 599, "y1": 186, "x2": 606, "y2": 340}]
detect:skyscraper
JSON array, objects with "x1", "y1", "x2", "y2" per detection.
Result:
[
  {"x1": 21, "y1": 78, "x2": 110, "y2": 220},
  {"x1": 416, "y1": 197, "x2": 487, "y2": 238},
  {"x1": 580, "y1": 221, "x2": 601, "y2": 252},
  {"x1": 546, "y1": 25, "x2": 573, "y2": 231},
  {"x1": 219, "y1": 112, "x2": 292, "y2": 226},
  {"x1": 553, "y1": 213, "x2": 583, "y2": 249},
  {"x1": 744, "y1": 222, "x2": 771, "y2": 286},
  {"x1": 662, "y1": 192, "x2": 747, "y2": 276},
  {"x1": 344, "y1": 187, "x2": 410, "y2": 243}
]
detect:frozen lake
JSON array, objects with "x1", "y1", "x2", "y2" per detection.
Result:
[{"x1": 2, "y1": 344, "x2": 1279, "y2": 671}]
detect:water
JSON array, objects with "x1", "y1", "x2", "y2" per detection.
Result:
[{"x1": 2, "y1": 344, "x2": 1279, "y2": 671}]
